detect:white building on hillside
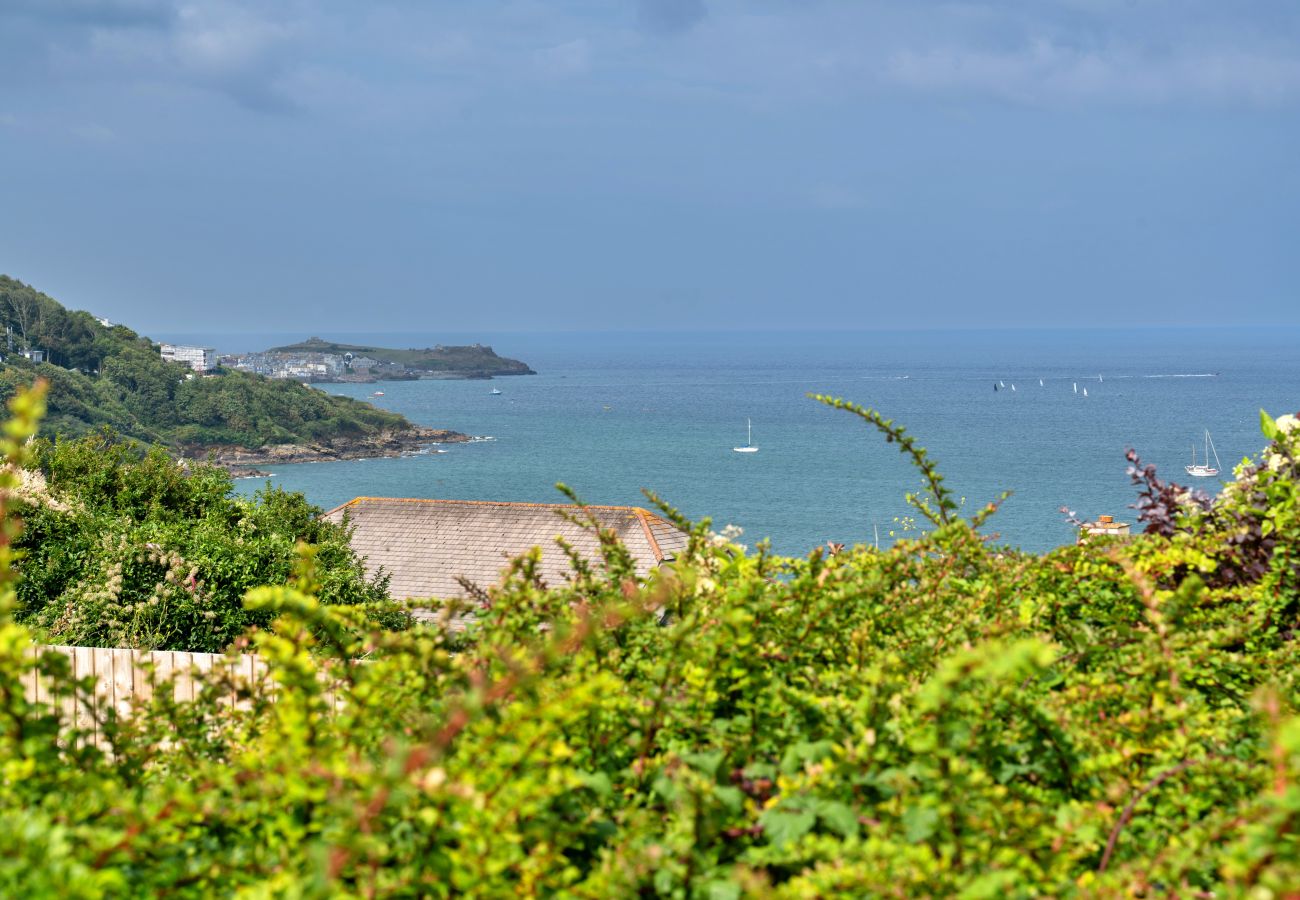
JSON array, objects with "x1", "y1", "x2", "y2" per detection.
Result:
[{"x1": 160, "y1": 344, "x2": 218, "y2": 372}]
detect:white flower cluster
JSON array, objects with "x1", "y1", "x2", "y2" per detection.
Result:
[{"x1": 1264, "y1": 415, "x2": 1300, "y2": 473}]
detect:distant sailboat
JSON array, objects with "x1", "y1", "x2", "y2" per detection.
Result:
[
  {"x1": 1099, "y1": 374, "x2": 1103, "y2": 383},
  {"x1": 489, "y1": 388, "x2": 502, "y2": 395},
  {"x1": 993, "y1": 382, "x2": 999, "y2": 392},
  {"x1": 1000, "y1": 380, "x2": 1006, "y2": 388},
  {"x1": 1039, "y1": 378, "x2": 1044, "y2": 387},
  {"x1": 1083, "y1": 387, "x2": 1088, "y2": 397},
  {"x1": 1073, "y1": 382, "x2": 1078, "y2": 393},
  {"x1": 1010, "y1": 384, "x2": 1016, "y2": 391},
  {"x1": 1186, "y1": 430, "x2": 1221, "y2": 477},
  {"x1": 733, "y1": 418, "x2": 758, "y2": 453}
]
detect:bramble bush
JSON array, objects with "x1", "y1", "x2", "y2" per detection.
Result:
[{"x1": 2, "y1": 382, "x2": 1300, "y2": 896}]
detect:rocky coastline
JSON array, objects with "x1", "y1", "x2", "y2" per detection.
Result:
[{"x1": 193, "y1": 426, "x2": 471, "y2": 470}]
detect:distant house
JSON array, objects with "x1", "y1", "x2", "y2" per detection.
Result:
[
  {"x1": 1078, "y1": 514, "x2": 1132, "y2": 543},
  {"x1": 19, "y1": 349, "x2": 45, "y2": 364},
  {"x1": 160, "y1": 343, "x2": 218, "y2": 372},
  {"x1": 322, "y1": 498, "x2": 688, "y2": 621}
]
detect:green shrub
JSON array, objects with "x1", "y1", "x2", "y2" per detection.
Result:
[
  {"x1": 13, "y1": 427, "x2": 400, "y2": 651},
  {"x1": 2, "y1": 382, "x2": 1299, "y2": 895}
]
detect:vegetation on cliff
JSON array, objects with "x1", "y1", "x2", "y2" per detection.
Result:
[
  {"x1": 11, "y1": 424, "x2": 404, "y2": 652},
  {"x1": 0, "y1": 275, "x2": 415, "y2": 451},
  {"x1": 2, "y1": 381, "x2": 1300, "y2": 894}
]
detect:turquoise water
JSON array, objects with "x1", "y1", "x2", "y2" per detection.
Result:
[{"x1": 203, "y1": 328, "x2": 1299, "y2": 556}]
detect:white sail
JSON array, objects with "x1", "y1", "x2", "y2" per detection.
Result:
[
  {"x1": 733, "y1": 418, "x2": 758, "y2": 453},
  {"x1": 1185, "y1": 430, "x2": 1220, "y2": 477}
]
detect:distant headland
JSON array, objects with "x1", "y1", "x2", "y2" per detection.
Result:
[{"x1": 226, "y1": 337, "x2": 537, "y2": 383}]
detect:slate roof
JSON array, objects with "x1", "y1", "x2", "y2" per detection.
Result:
[{"x1": 322, "y1": 497, "x2": 689, "y2": 605}]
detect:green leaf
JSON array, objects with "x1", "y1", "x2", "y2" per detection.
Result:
[
  {"x1": 780, "y1": 740, "x2": 835, "y2": 775},
  {"x1": 902, "y1": 806, "x2": 940, "y2": 844},
  {"x1": 653, "y1": 867, "x2": 675, "y2": 895},
  {"x1": 813, "y1": 799, "x2": 860, "y2": 838},
  {"x1": 706, "y1": 880, "x2": 742, "y2": 900},
  {"x1": 713, "y1": 785, "x2": 744, "y2": 814},
  {"x1": 1262, "y1": 408, "x2": 1279, "y2": 440},
  {"x1": 577, "y1": 771, "x2": 612, "y2": 799},
  {"x1": 680, "y1": 750, "x2": 724, "y2": 778},
  {"x1": 958, "y1": 870, "x2": 1021, "y2": 900},
  {"x1": 759, "y1": 808, "x2": 817, "y2": 847}
]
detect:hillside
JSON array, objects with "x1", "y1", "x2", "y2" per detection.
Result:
[
  {"x1": 266, "y1": 337, "x2": 536, "y2": 378},
  {"x1": 0, "y1": 275, "x2": 454, "y2": 457}
]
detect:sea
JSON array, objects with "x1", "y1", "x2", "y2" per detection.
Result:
[{"x1": 159, "y1": 328, "x2": 1300, "y2": 556}]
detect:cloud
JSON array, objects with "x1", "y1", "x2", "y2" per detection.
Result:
[
  {"x1": 2, "y1": 0, "x2": 301, "y2": 113},
  {"x1": 635, "y1": 0, "x2": 707, "y2": 36},
  {"x1": 69, "y1": 122, "x2": 117, "y2": 142},
  {"x1": 534, "y1": 38, "x2": 592, "y2": 77},
  {"x1": 807, "y1": 184, "x2": 867, "y2": 211},
  {"x1": 886, "y1": 36, "x2": 1300, "y2": 106},
  {"x1": 3, "y1": 0, "x2": 1298, "y2": 130},
  {"x1": 168, "y1": 4, "x2": 299, "y2": 111},
  {"x1": 39, "y1": 1, "x2": 302, "y2": 113},
  {"x1": 3, "y1": 0, "x2": 174, "y2": 28}
]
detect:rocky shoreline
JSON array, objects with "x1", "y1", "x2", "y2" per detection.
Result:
[{"x1": 191, "y1": 426, "x2": 471, "y2": 471}]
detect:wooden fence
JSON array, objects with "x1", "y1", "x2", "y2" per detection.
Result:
[{"x1": 20, "y1": 644, "x2": 273, "y2": 741}]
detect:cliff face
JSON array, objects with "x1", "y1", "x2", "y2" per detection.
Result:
[{"x1": 197, "y1": 426, "x2": 470, "y2": 467}]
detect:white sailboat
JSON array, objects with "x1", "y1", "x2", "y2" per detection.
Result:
[
  {"x1": 1185, "y1": 430, "x2": 1221, "y2": 477},
  {"x1": 1073, "y1": 382, "x2": 1078, "y2": 394},
  {"x1": 733, "y1": 418, "x2": 758, "y2": 453},
  {"x1": 1083, "y1": 387, "x2": 1088, "y2": 397}
]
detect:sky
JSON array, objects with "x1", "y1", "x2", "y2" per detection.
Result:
[{"x1": 1, "y1": 0, "x2": 1298, "y2": 333}]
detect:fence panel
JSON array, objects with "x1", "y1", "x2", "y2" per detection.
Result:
[
  {"x1": 72, "y1": 645, "x2": 97, "y2": 745},
  {"x1": 16, "y1": 644, "x2": 348, "y2": 731},
  {"x1": 17, "y1": 645, "x2": 253, "y2": 722}
]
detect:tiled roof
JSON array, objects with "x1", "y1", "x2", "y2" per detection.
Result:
[{"x1": 322, "y1": 497, "x2": 689, "y2": 604}]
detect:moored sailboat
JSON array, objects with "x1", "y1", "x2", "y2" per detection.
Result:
[
  {"x1": 1186, "y1": 430, "x2": 1221, "y2": 477},
  {"x1": 733, "y1": 418, "x2": 758, "y2": 453}
]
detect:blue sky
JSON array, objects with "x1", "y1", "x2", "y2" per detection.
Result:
[{"x1": 1, "y1": 0, "x2": 1297, "y2": 332}]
